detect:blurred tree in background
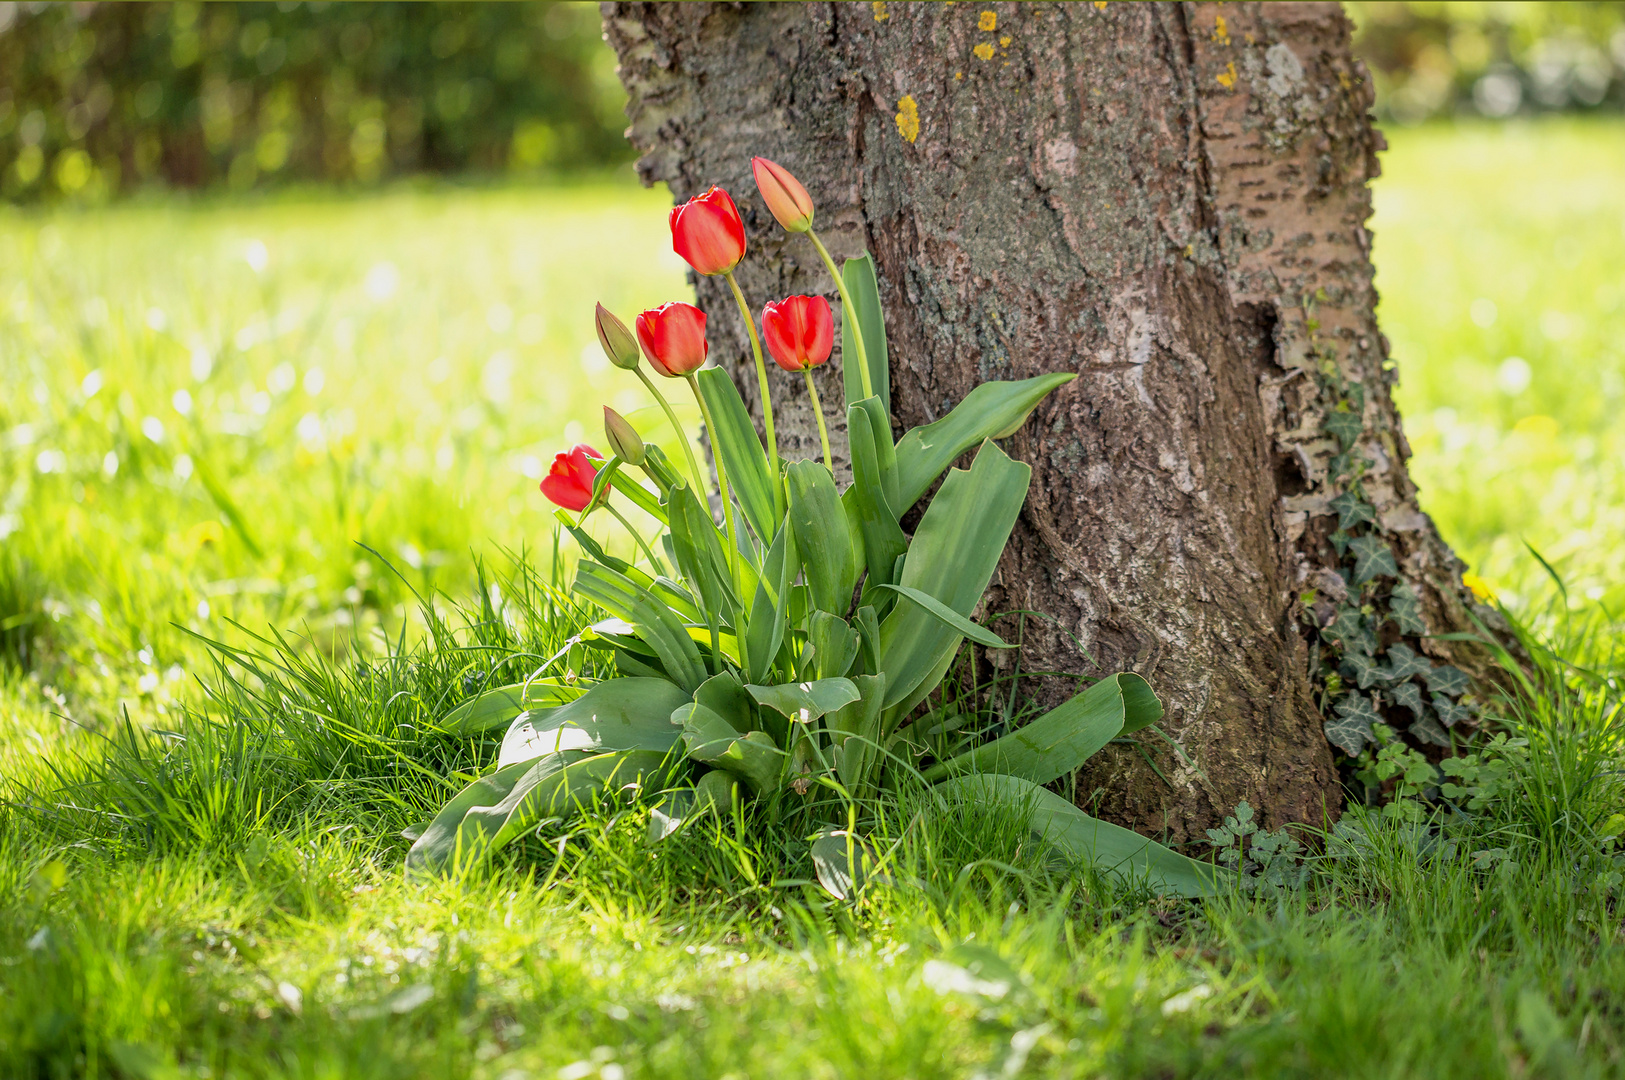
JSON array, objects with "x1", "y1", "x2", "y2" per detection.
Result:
[
  {"x1": 1349, "y1": 1, "x2": 1625, "y2": 124},
  {"x1": 0, "y1": 1, "x2": 1622, "y2": 203},
  {"x1": 0, "y1": 0, "x2": 629, "y2": 201}
]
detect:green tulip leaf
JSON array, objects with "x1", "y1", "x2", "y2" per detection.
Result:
[
  {"x1": 406, "y1": 749, "x2": 676, "y2": 875},
  {"x1": 695, "y1": 367, "x2": 779, "y2": 545},
  {"x1": 840, "y1": 254, "x2": 890, "y2": 414},
  {"x1": 810, "y1": 829, "x2": 888, "y2": 900},
  {"x1": 745, "y1": 519, "x2": 797, "y2": 685},
  {"x1": 675, "y1": 702, "x2": 784, "y2": 793},
  {"x1": 809, "y1": 610, "x2": 860, "y2": 681},
  {"x1": 935, "y1": 774, "x2": 1224, "y2": 898},
  {"x1": 847, "y1": 402, "x2": 909, "y2": 589},
  {"x1": 746, "y1": 677, "x2": 861, "y2": 724},
  {"x1": 497, "y1": 677, "x2": 687, "y2": 767},
  {"x1": 439, "y1": 678, "x2": 585, "y2": 735},
  {"x1": 893, "y1": 373, "x2": 1073, "y2": 512},
  {"x1": 879, "y1": 440, "x2": 1031, "y2": 713},
  {"x1": 694, "y1": 669, "x2": 758, "y2": 734},
  {"x1": 574, "y1": 561, "x2": 707, "y2": 692},
  {"x1": 921, "y1": 673, "x2": 1159, "y2": 784},
  {"x1": 786, "y1": 460, "x2": 859, "y2": 616},
  {"x1": 875, "y1": 583, "x2": 1012, "y2": 649}
]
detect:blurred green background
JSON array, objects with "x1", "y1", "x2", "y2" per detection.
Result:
[{"x1": 0, "y1": 3, "x2": 1622, "y2": 751}]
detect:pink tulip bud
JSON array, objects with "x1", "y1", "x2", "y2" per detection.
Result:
[{"x1": 751, "y1": 157, "x2": 815, "y2": 234}]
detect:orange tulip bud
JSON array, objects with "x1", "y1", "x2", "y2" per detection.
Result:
[{"x1": 751, "y1": 156, "x2": 815, "y2": 233}]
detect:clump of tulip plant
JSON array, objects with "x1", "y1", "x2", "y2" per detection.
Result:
[{"x1": 409, "y1": 159, "x2": 1222, "y2": 898}]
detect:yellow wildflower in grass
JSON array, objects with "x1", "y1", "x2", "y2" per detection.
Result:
[{"x1": 1462, "y1": 571, "x2": 1497, "y2": 602}]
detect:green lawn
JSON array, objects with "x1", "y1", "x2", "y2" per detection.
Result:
[{"x1": 0, "y1": 122, "x2": 1622, "y2": 1078}]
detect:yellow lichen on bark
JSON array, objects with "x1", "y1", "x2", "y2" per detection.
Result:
[
  {"x1": 973, "y1": 42, "x2": 994, "y2": 60},
  {"x1": 978, "y1": 10, "x2": 996, "y2": 31},
  {"x1": 894, "y1": 95, "x2": 919, "y2": 143},
  {"x1": 872, "y1": 2, "x2": 889, "y2": 22}
]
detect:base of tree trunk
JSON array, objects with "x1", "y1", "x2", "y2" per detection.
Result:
[{"x1": 606, "y1": 1, "x2": 1506, "y2": 842}]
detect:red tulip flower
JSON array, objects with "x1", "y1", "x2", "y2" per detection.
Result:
[
  {"x1": 761, "y1": 295, "x2": 834, "y2": 373},
  {"x1": 636, "y1": 301, "x2": 709, "y2": 378},
  {"x1": 751, "y1": 157, "x2": 815, "y2": 233},
  {"x1": 669, "y1": 187, "x2": 746, "y2": 276},
  {"x1": 539, "y1": 443, "x2": 600, "y2": 512}
]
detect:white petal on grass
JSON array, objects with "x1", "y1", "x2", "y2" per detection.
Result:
[
  {"x1": 102, "y1": 451, "x2": 118, "y2": 477},
  {"x1": 189, "y1": 343, "x2": 214, "y2": 382},
  {"x1": 244, "y1": 239, "x2": 269, "y2": 274},
  {"x1": 921, "y1": 959, "x2": 1010, "y2": 1000},
  {"x1": 1161, "y1": 983, "x2": 1214, "y2": 1016},
  {"x1": 173, "y1": 454, "x2": 193, "y2": 481},
  {"x1": 302, "y1": 367, "x2": 325, "y2": 396},
  {"x1": 296, "y1": 412, "x2": 324, "y2": 444},
  {"x1": 267, "y1": 362, "x2": 297, "y2": 395},
  {"x1": 1469, "y1": 298, "x2": 1497, "y2": 328},
  {"x1": 145, "y1": 307, "x2": 168, "y2": 332},
  {"x1": 1497, "y1": 356, "x2": 1532, "y2": 395},
  {"x1": 363, "y1": 260, "x2": 399, "y2": 301},
  {"x1": 81, "y1": 369, "x2": 104, "y2": 398},
  {"x1": 172, "y1": 389, "x2": 193, "y2": 415}
]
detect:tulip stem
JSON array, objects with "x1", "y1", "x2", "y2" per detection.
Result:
[
  {"x1": 723, "y1": 270, "x2": 785, "y2": 518},
  {"x1": 803, "y1": 367, "x2": 834, "y2": 475},
  {"x1": 684, "y1": 373, "x2": 740, "y2": 584},
  {"x1": 636, "y1": 367, "x2": 707, "y2": 499},
  {"x1": 807, "y1": 228, "x2": 874, "y2": 404},
  {"x1": 604, "y1": 501, "x2": 664, "y2": 575}
]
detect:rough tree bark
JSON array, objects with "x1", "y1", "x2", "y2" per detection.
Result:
[{"x1": 604, "y1": 1, "x2": 1502, "y2": 842}]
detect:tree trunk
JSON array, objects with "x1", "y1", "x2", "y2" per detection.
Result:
[{"x1": 604, "y1": 1, "x2": 1502, "y2": 842}]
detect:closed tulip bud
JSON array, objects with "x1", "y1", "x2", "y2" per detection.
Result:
[
  {"x1": 669, "y1": 187, "x2": 746, "y2": 276},
  {"x1": 635, "y1": 301, "x2": 709, "y2": 378},
  {"x1": 594, "y1": 303, "x2": 641, "y2": 370},
  {"x1": 539, "y1": 443, "x2": 601, "y2": 512},
  {"x1": 751, "y1": 157, "x2": 815, "y2": 233},
  {"x1": 761, "y1": 295, "x2": 834, "y2": 372},
  {"x1": 602, "y1": 406, "x2": 645, "y2": 465}
]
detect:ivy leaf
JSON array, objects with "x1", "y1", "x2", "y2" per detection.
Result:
[
  {"x1": 1389, "y1": 680, "x2": 1426, "y2": 718},
  {"x1": 1382, "y1": 644, "x2": 1433, "y2": 682},
  {"x1": 1425, "y1": 665, "x2": 1470, "y2": 697},
  {"x1": 1409, "y1": 711, "x2": 1451, "y2": 747},
  {"x1": 1341, "y1": 651, "x2": 1386, "y2": 690},
  {"x1": 1348, "y1": 534, "x2": 1399, "y2": 584},
  {"x1": 1322, "y1": 605, "x2": 1373, "y2": 656},
  {"x1": 1324, "y1": 408, "x2": 1364, "y2": 450},
  {"x1": 1432, "y1": 694, "x2": 1474, "y2": 728},
  {"x1": 1388, "y1": 581, "x2": 1426, "y2": 636},
  {"x1": 1325, "y1": 693, "x2": 1380, "y2": 756},
  {"x1": 1329, "y1": 490, "x2": 1377, "y2": 530}
]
